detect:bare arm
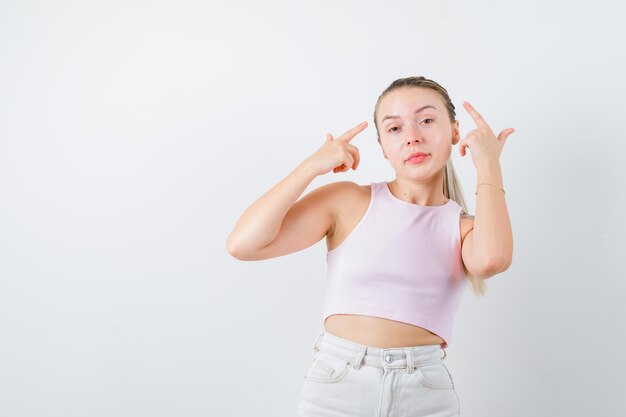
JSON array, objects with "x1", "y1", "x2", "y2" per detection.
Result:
[
  {"x1": 462, "y1": 163, "x2": 513, "y2": 278},
  {"x1": 458, "y1": 101, "x2": 514, "y2": 279},
  {"x1": 226, "y1": 121, "x2": 367, "y2": 261},
  {"x1": 226, "y1": 160, "x2": 319, "y2": 259}
]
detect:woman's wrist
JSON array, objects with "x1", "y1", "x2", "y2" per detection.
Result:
[{"x1": 476, "y1": 162, "x2": 504, "y2": 192}]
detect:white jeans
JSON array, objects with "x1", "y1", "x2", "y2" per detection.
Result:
[{"x1": 297, "y1": 330, "x2": 461, "y2": 417}]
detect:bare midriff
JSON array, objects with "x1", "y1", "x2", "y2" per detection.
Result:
[{"x1": 324, "y1": 314, "x2": 445, "y2": 348}]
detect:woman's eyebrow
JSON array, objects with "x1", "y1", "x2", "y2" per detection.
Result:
[{"x1": 381, "y1": 105, "x2": 437, "y2": 124}]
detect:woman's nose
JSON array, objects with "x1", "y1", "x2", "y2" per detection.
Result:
[
  {"x1": 405, "y1": 126, "x2": 422, "y2": 144},
  {"x1": 406, "y1": 134, "x2": 422, "y2": 145}
]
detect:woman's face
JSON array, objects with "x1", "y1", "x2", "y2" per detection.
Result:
[{"x1": 377, "y1": 87, "x2": 460, "y2": 179}]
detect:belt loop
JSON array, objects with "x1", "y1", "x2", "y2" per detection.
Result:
[
  {"x1": 313, "y1": 331, "x2": 324, "y2": 352},
  {"x1": 350, "y1": 346, "x2": 366, "y2": 370},
  {"x1": 405, "y1": 348, "x2": 414, "y2": 374},
  {"x1": 441, "y1": 346, "x2": 447, "y2": 360}
]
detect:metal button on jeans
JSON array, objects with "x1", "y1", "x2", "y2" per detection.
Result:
[{"x1": 385, "y1": 355, "x2": 392, "y2": 363}]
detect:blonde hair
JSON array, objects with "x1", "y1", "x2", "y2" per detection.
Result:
[{"x1": 373, "y1": 76, "x2": 486, "y2": 298}]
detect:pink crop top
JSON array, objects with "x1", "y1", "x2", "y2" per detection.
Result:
[{"x1": 323, "y1": 181, "x2": 467, "y2": 348}]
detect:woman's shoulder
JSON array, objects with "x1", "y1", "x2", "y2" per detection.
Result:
[
  {"x1": 323, "y1": 181, "x2": 372, "y2": 246},
  {"x1": 318, "y1": 180, "x2": 370, "y2": 197},
  {"x1": 340, "y1": 181, "x2": 372, "y2": 201},
  {"x1": 321, "y1": 179, "x2": 369, "y2": 214}
]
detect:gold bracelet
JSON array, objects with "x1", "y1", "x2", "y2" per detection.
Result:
[{"x1": 475, "y1": 182, "x2": 505, "y2": 195}]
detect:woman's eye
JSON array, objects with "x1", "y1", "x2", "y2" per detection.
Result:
[{"x1": 388, "y1": 119, "x2": 433, "y2": 132}]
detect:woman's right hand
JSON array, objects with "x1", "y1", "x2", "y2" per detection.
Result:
[{"x1": 304, "y1": 121, "x2": 368, "y2": 176}]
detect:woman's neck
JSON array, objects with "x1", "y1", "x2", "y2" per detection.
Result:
[{"x1": 389, "y1": 177, "x2": 448, "y2": 206}]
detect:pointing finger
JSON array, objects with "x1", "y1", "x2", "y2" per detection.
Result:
[
  {"x1": 463, "y1": 101, "x2": 489, "y2": 129},
  {"x1": 337, "y1": 121, "x2": 368, "y2": 142}
]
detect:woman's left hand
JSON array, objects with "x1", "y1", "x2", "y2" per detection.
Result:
[{"x1": 459, "y1": 101, "x2": 515, "y2": 169}]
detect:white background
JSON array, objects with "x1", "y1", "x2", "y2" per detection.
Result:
[{"x1": 1, "y1": 0, "x2": 625, "y2": 416}]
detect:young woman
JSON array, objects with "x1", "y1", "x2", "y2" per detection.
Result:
[{"x1": 227, "y1": 76, "x2": 514, "y2": 417}]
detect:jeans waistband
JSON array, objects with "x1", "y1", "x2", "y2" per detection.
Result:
[{"x1": 312, "y1": 330, "x2": 446, "y2": 372}]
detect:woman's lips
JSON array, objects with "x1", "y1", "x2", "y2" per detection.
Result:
[{"x1": 406, "y1": 154, "x2": 430, "y2": 164}]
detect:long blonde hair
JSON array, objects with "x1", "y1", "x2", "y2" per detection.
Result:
[{"x1": 372, "y1": 76, "x2": 487, "y2": 298}]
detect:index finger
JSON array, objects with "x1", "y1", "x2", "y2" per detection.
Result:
[
  {"x1": 336, "y1": 121, "x2": 368, "y2": 142},
  {"x1": 463, "y1": 101, "x2": 489, "y2": 129}
]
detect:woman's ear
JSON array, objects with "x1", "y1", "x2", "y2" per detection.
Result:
[{"x1": 451, "y1": 120, "x2": 460, "y2": 145}]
